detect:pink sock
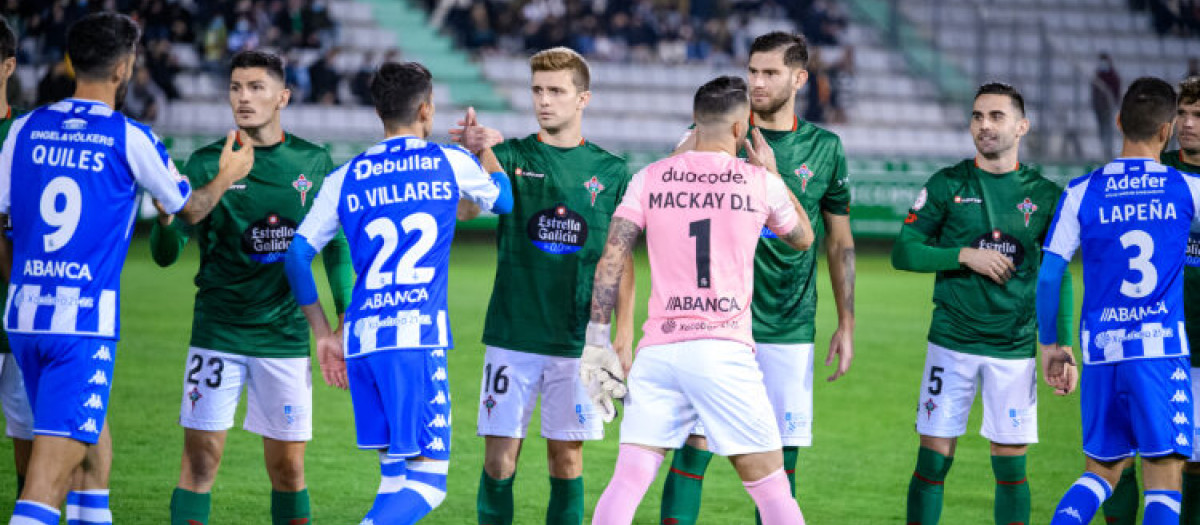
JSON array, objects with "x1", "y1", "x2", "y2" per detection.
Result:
[
  {"x1": 744, "y1": 468, "x2": 806, "y2": 525},
  {"x1": 592, "y1": 444, "x2": 665, "y2": 525}
]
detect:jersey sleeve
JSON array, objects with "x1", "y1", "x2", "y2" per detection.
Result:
[
  {"x1": 764, "y1": 172, "x2": 800, "y2": 237},
  {"x1": 296, "y1": 161, "x2": 346, "y2": 252},
  {"x1": 613, "y1": 168, "x2": 648, "y2": 229},
  {"x1": 819, "y1": 139, "x2": 851, "y2": 215},
  {"x1": 0, "y1": 114, "x2": 30, "y2": 214},
  {"x1": 125, "y1": 121, "x2": 191, "y2": 214},
  {"x1": 1042, "y1": 178, "x2": 1087, "y2": 260},
  {"x1": 443, "y1": 145, "x2": 501, "y2": 209},
  {"x1": 901, "y1": 172, "x2": 949, "y2": 238}
]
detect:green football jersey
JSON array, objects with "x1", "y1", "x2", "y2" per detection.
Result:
[
  {"x1": 482, "y1": 134, "x2": 632, "y2": 357},
  {"x1": 150, "y1": 133, "x2": 353, "y2": 358},
  {"x1": 1162, "y1": 150, "x2": 1200, "y2": 367},
  {"x1": 749, "y1": 118, "x2": 851, "y2": 344},
  {"x1": 903, "y1": 160, "x2": 1063, "y2": 358},
  {"x1": 0, "y1": 107, "x2": 22, "y2": 355}
]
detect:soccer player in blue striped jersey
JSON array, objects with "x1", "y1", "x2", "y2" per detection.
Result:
[
  {"x1": 1038, "y1": 77, "x2": 1200, "y2": 525},
  {"x1": 0, "y1": 13, "x2": 252, "y2": 525},
  {"x1": 285, "y1": 61, "x2": 513, "y2": 524}
]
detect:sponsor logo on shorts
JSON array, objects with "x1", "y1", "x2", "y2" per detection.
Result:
[
  {"x1": 432, "y1": 367, "x2": 447, "y2": 381},
  {"x1": 88, "y1": 370, "x2": 108, "y2": 386},
  {"x1": 1174, "y1": 390, "x2": 1190, "y2": 403},
  {"x1": 576, "y1": 403, "x2": 586, "y2": 425},
  {"x1": 283, "y1": 404, "x2": 308, "y2": 428},
  {"x1": 83, "y1": 393, "x2": 104, "y2": 410},
  {"x1": 92, "y1": 346, "x2": 112, "y2": 361},
  {"x1": 428, "y1": 437, "x2": 446, "y2": 452},
  {"x1": 923, "y1": 398, "x2": 938, "y2": 419},
  {"x1": 784, "y1": 412, "x2": 807, "y2": 433},
  {"x1": 1008, "y1": 408, "x2": 1033, "y2": 428},
  {"x1": 428, "y1": 414, "x2": 448, "y2": 428},
  {"x1": 188, "y1": 387, "x2": 203, "y2": 411},
  {"x1": 78, "y1": 418, "x2": 99, "y2": 434},
  {"x1": 1174, "y1": 368, "x2": 1189, "y2": 381},
  {"x1": 1175, "y1": 412, "x2": 1190, "y2": 426},
  {"x1": 483, "y1": 395, "x2": 496, "y2": 417}
]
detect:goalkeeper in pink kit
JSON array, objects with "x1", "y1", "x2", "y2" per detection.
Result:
[{"x1": 581, "y1": 76, "x2": 815, "y2": 524}]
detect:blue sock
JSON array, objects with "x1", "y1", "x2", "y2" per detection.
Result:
[
  {"x1": 1052, "y1": 472, "x2": 1113, "y2": 524},
  {"x1": 1144, "y1": 490, "x2": 1182, "y2": 524},
  {"x1": 11, "y1": 500, "x2": 61, "y2": 525},
  {"x1": 372, "y1": 460, "x2": 449, "y2": 525},
  {"x1": 66, "y1": 490, "x2": 112, "y2": 525},
  {"x1": 365, "y1": 452, "x2": 407, "y2": 520}
]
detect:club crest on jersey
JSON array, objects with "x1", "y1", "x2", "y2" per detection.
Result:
[
  {"x1": 795, "y1": 164, "x2": 815, "y2": 192},
  {"x1": 1017, "y1": 198, "x2": 1038, "y2": 227},
  {"x1": 584, "y1": 176, "x2": 605, "y2": 206},
  {"x1": 293, "y1": 174, "x2": 313, "y2": 205}
]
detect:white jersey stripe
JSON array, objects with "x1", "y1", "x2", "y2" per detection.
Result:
[
  {"x1": 98, "y1": 290, "x2": 116, "y2": 337},
  {"x1": 16, "y1": 284, "x2": 39, "y2": 331},
  {"x1": 50, "y1": 286, "x2": 80, "y2": 333},
  {"x1": 436, "y1": 310, "x2": 448, "y2": 348},
  {"x1": 1142, "y1": 323, "x2": 1165, "y2": 358}
]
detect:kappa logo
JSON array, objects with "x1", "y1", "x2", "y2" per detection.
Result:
[
  {"x1": 428, "y1": 437, "x2": 446, "y2": 451},
  {"x1": 1179, "y1": 432, "x2": 1191, "y2": 447},
  {"x1": 432, "y1": 367, "x2": 448, "y2": 381},
  {"x1": 431, "y1": 349, "x2": 445, "y2": 358},
  {"x1": 78, "y1": 418, "x2": 99, "y2": 434},
  {"x1": 1174, "y1": 390, "x2": 1190, "y2": 403},
  {"x1": 83, "y1": 394, "x2": 104, "y2": 410},
  {"x1": 360, "y1": 519, "x2": 375, "y2": 525},
  {"x1": 1057, "y1": 507, "x2": 1082, "y2": 522},
  {"x1": 430, "y1": 391, "x2": 448, "y2": 405},
  {"x1": 428, "y1": 414, "x2": 449, "y2": 428},
  {"x1": 1174, "y1": 368, "x2": 1189, "y2": 381},
  {"x1": 88, "y1": 370, "x2": 109, "y2": 386},
  {"x1": 92, "y1": 346, "x2": 112, "y2": 361},
  {"x1": 1175, "y1": 412, "x2": 1190, "y2": 426}
]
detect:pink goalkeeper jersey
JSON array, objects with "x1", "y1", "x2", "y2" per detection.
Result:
[{"x1": 614, "y1": 150, "x2": 800, "y2": 349}]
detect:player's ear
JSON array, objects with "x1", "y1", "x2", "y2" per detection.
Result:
[
  {"x1": 1, "y1": 57, "x2": 15, "y2": 80},
  {"x1": 1158, "y1": 121, "x2": 1175, "y2": 144},
  {"x1": 792, "y1": 67, "x2": 809, "y2": 91},
  {"x1": 1015, "y1": 116, "x2": 1030, "y2": 138},
  {"x1": 578, "y1": 90, "x2": 591, "y2": 111},
  {"x1": 278, "y1": 86, "x2": 291, "y2": 110}
]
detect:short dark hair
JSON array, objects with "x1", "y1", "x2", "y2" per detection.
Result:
[
  {"x1": 0, "y1": 18, "x2": 15, "y2": 60},
  {"x1": 749, "y1": 31, "x2": 808, "y2": 69},
  {"x1": 1119, "y1": 77, "x2": 1177, "y2": 142},
  {"x1": 694, "y1": 75, "x2": 748, "y2": 125},
  {"x1": 371, "y1": 62, "x2": 433, "y2": 126},
  {"x1": 67, "y1": 13, "x2": 141, "y2": 81},
  {"x1": 975, "y1": 82, "x2": 1026, "y2": 116},
  {"x1": 1180, "y1": 76, "x2": 1200, "y2": 106},
  {"x1": 230, "y1": 50, "x2": 285, "y2": 83}
]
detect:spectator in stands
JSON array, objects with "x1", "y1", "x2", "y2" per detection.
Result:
[
  {"x1": 124, "y1": 63, "x2": 166, "y2": 123},
  {"x1": 351, "y1": 51, "x2": 374, "y2": 105},
  {"x1": 1091, "y1": 52, "x2": 1121, "y2": 156},
  {"x1": 307, "y1": 46, "x2": 339, "y2": 104},
  {"x1": 1189, "y1": 57, "x2": 1200, "y2": 78},
  {"x1": 146, "y1": 37, "x2": 181, "y2": 100},
  {"x1": 35, "y1": 56, "x2": 72, "y2": 105},
  {"x1": 227, "y1": 15, "x2": 260, "y2": 53}
]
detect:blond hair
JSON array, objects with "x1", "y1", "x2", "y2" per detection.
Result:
[{"x1": 529, "y1": 47, "x2": 590, "y2": 92}]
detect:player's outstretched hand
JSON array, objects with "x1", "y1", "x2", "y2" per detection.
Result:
[
  {"x1": 316, "y1": 333, "x2": 348, "y2": 390},
  {"x1": 958, "y1": 247, "x2": 1015, "y2": 285},
  {"x1": 743, "y1": 128, "x2": 778, "y2": 176},
  {"x1": 825, "y1": 326, "x2": 854, "y2": 381},
  {"x1": 579, "y1": 322, "x2": 628, "y2": 423},
  {"x1": 218, "y1": 130, "x2": 254, "y2": 182},
  {"x1": 449, "y1": 107, "x2": 503, "y2": 155},
  {"x1": 152, "y1": 199, "x2": 174, "y2": 226},
  {"x1": 1040, "y1": 343, "x2": 1078, "y2": 395}
]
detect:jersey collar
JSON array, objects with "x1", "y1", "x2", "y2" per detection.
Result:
[
  {"x1": 536, "y1": 132, "x2": 586, "y2": 147},
  {"x1": 749, "y1": 113, "x2": 798, "y2": 132},
  {"x1": 974, "y1": 158, "x2": 1020, "y2": 173},
  {"x1": 234, "y1": 130, "x2": 288, "y2": 148}
]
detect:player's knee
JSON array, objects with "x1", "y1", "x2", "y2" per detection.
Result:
[
  {"x1": 266, "y1": 455, "x2": 306, "y2": 490},
  {"x1": 483, "y1": 453, "x2": 517, "y2": 479},
  {"x1": 547, "y1": 442, "x2": 583, "y2": 478}
]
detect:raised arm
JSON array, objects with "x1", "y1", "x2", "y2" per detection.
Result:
[{"x1": 176, "y1": 131, "x2": 254, "y2": 225}]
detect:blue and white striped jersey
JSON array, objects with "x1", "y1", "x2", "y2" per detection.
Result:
[
  {"x1": 1044, "y1": 158, "x2": 1200, "y2": 364},
  {"x1": 0, "y1": 98, "x2": 191, "y2": 339},
  {"x1": 296, "y1": 136, "x2": 500, "y2": 357}
]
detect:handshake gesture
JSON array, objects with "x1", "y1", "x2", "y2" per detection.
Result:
[{"x1": 579, "y1": 322, "x2": 628, "y2": 423}]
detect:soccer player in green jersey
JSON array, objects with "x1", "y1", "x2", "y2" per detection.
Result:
[
  {"x1": 1103, "y1": 75, "x2": 1200, "y2": 525},
  {"x1": 450, "y1": 47, "x2": 636, "y2": 525},
  {"x1": 151, "y1": 50, "x2": 354, "y2": 525},
  {"x1": 657, "y1": 31, "x2": 856, "y2": 525},
  {"x1": 892, "y1": 83, "x2": 1075, "y2": 525},
  {"x1": 0, "y1": 16, "x2": 33, "y2": 501}
]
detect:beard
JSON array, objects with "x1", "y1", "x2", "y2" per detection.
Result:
[{"x1": 751, "y1": 91, "x2": 791, "y2": 116}]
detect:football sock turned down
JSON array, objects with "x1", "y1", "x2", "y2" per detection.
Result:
[
  {"x1": 991, "y1": 455, "x2": 1030, "y2": 525},
  {"x1": 906, "y1": 447, "x2": 953, "y2": 525},
  {"x1": 660, "y1": 444, "x2": 713, "y2": 525}
]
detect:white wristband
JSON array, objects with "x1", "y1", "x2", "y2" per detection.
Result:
[{"x1": 585, "y1": 322, "x2": 611, "y2": 348}]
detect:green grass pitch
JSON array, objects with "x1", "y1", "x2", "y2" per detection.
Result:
[{"x1": 0, "y1": 236, "x2": 1107, "y2": 523}]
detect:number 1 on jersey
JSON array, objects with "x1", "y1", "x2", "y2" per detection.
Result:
[{"x1": 689, "y1": 219, "x2": 711, "y2": 288}]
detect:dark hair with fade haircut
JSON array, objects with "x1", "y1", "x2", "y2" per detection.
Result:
[
  {"x1": 371, "y1": 61, "x2": 433, "y2": 126},
  {"x1": 749, "y1": 31, "x2": 808, "y2": 69},
  {"x1": 0, "y1": 17, "x2": 15, "y2": 60},
  {"x1": 1180, "y1": 76, "x2": 1200, "y2": 106},
  {"x1": 1119, "y1": 76, "x2": 1177, "y2": 142},
  {"x1": 975, "y1": 82, "x2": 1025, "y2": 116},
  {"x1": 230, "y1": 50, "x2": 286, "y2": 83},
  {"x1": 693, "y1": 75, "x2": 749, "y2": 125},
  {"x1": 67, "y1": 12, "x2": 141, "y2": 81}
]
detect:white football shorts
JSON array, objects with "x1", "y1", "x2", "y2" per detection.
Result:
[
  {"x1": 178, "y1": 347, "x2": 312, "y2": 441},
  {"x1": 914, "y1": 342, "x2": 1038, "y2": 445},
  {"x1": 476, "y1": 346, "x2": 603, "y2": 441},
  {"x1": 0, "y1": 353, "x2": 34, "y2": 440}
]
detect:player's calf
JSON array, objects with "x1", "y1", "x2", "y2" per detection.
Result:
[{"x1": 593, "y1": 445, "x2": 665, "y2": 525}]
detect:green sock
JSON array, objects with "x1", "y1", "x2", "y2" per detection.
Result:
[
  {"x1": 546, "y1": 476, "x2": 584, "y2": 525},
  {"x1": 991, "y1": 455, "x2": 1030, "y2": 525},
  {"x1": 170, "y1": 487, "x2": 212, "y2": 525},
  {"x1": 16, "y1": 474, "x2": 23, "y2": 498},
  {"x1": 1102, "y1": 466, "x2": 1139, "y2": 525},
  {"x1": 754, "y1": 447, "x2": 800, "y2": 525},
  {"x1": 660, "y1": 444, "x2": 713, "y2": 525},
  {"x1": 906, "y1": 447, "x2": 953, "y2": 525},
  {"x1": 271, "y1": 489, "x2": 312, "y2": 525},
  {"x1": 477, "y1": 470, "x2": 515, "y2": 525},
  {"x1": 1182, "y1": 471, "x2": 1200, "y2": 525}
]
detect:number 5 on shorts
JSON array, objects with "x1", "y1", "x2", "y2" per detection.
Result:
[{"x1": 928, "y1": 366, "x2": 944, "y2": 395}]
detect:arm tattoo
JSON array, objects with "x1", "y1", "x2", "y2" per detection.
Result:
[
  {"x1": 590, "y1": 218, "x2": 642, "y2": 323},
  {"x1": 179, "y1": 185, "x2": 223, "y2": 224}
]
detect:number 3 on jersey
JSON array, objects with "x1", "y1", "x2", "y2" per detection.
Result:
[
  {"x1": 364, "y1": 212, "x2": 438, "y2": 289},
  {"x1": 1119, "y1": 229, "x2": 1156, "y2": 299},
  {"x1": 40, "y1": 176, "x2": 83, "y2": 252}
]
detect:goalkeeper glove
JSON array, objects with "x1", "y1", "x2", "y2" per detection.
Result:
[{"x1": 579, "y1": 322, "x2": 627, "y2": 423}]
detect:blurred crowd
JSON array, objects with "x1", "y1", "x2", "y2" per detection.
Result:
[{"x1": 1140, "y1": 0, "x2": 1200, "y2": 36}]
